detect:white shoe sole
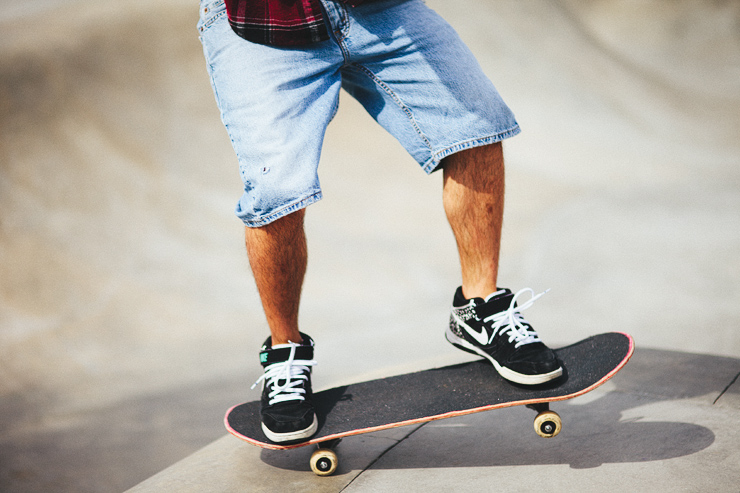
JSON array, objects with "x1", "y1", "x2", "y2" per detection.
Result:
[{"x1": 446, "y1": 326, "x2": 563, "y2": 385}]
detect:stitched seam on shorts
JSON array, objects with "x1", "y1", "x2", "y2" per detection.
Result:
[
  {"x1": 203, "y1": 55, "x2": 245, "y2": 169},
  {"x1": 321, "y1": 0, "x2": 352, "y2": 63},
  {"x1": 199, "y1": 8, "x2": 226, "y2": 33},
  {"x1": 243, "y1": 191, "x2": 323, "y2": 227},
  {"x1": 337, "y1": 2, "x2": 351, "y2": 44},
  {"x1": 350, "y1": 63, "x2": 433, "y2": 151},
  {"x1": 422, "y1": 125, "x2": 521, "y2": 173}
]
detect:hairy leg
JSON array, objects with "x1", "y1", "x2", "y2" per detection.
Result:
[
  {"x1": 244, "y1": 209, "x2": 307, "y2": 346},
  {"x1": 442, "y1": 142, "x2": 505, "y2": 300}
]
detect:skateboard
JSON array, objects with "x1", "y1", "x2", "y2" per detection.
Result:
[{"x1": 226, "y1": 332, "x2": 633, "y2": 476}]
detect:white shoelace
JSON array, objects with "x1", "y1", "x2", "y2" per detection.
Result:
[
  {"x1": 251, "y1": 341, "x2": 317, "y2": 406},
  {"x1": 484, "y1": 288, "x2": 548, "y2": 348}
]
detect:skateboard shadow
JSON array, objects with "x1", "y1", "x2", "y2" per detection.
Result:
[
  {"x1": 313, "y1": 385, "x2": 353, "y2": 433},
  {"x1": 259, "y1": 348, "x2": 733, "y2": 473},
  {"x1": 363, "y1": 390, "x2": 716, "y2": 470},
  {"x1": 259, "y1": 389, "x2": 715, "y2": 472}
]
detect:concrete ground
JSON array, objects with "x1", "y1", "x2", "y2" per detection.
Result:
[{"x1": 1, "y1": 0, "x2": 738, "y2": 491}]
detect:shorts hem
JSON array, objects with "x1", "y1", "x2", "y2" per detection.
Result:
[
  {"x1": 239, "y1": 191, "x2": 323, "y2": 228},
  {"x1": 421, "y1": 124, "x2": 521, "y2": 174}
]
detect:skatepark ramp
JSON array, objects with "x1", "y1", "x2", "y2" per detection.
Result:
[{"x1": 1, "y1": 0, "x2": 738, "y2": 491}]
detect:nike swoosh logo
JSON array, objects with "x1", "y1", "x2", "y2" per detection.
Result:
[{"x1": 453, "y1": 313, "x2": 490, "y2": 346}]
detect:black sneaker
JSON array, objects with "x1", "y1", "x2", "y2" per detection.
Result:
[
  {"x1": 251, "y1": 333, "x2": 318, "y2": 443},
  {"x1": 446, "y1": 287, "x2": 562, "y2": 385}
]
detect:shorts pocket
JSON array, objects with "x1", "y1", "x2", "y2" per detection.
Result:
[{"x1": 197, "y1": 0, "x2": 227, "y2": 34}]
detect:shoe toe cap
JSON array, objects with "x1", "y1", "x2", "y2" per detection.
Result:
[
  {"x1": 262, "y1": 404, "x2": 316, "y2": 434},
  {"x1": 508, "y1": 345, "x2": 562, "y2": 375}
]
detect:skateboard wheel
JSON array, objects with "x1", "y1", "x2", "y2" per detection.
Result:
[
  {"x1": 534, "y1": 410, "x2": 562, "y2": 438},
  {"x1": 310, "y1": 448, "x2": 338, "y2": 476}
]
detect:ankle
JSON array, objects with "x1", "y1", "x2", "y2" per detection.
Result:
[
  {"x1": 269, "y1": 329, "x2": 304, "y2": 346},
  {"x1": 460, "y1": 284, "x2": 501, "y2": 301}
]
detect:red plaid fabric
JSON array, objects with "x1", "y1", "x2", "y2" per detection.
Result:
[{"x1": 225, "y1": 0, "x2": 372, "y2": 47}]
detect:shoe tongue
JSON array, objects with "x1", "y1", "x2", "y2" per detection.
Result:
[
  {"x1": 260, "y1": 343, "x2": 314, "y2": 367},
  {"x1": 475, "y1": 289, "x2": 513, "y2": 317},
  {"x1": 484, "y1": 288, "x2": 510, "y2": 303},
  {"x1": 271, "y1": 342, "x2": 298, "y2": 350}
]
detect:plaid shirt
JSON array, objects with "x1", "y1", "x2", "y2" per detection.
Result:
[{"x1": 225, "y1": 0, "x2": 375, "y2": 47}]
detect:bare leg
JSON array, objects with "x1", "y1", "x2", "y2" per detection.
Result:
[
  {"x1": 244, "y1": 209, "x2": 307, "y2": 346},
  {"x1": 442, "y1": 142, "x2": 505, "y2": 300}
]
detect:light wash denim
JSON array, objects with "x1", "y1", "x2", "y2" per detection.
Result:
[{"x1": 198, "y1": 0, "x2": 520, "y2": 227}]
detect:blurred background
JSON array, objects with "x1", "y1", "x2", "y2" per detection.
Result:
[{"x1": 1, "y1": 0, "x2": 738, "y2": 491}]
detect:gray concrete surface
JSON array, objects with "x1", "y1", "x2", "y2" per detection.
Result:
[{"x1": 1, "y1": 0, "x2": 738, "y2": 491}]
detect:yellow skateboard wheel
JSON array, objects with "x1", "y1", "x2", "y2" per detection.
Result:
[
  {"x1": 534, "y1": 410, "x2": 562, "y2": 438},
  {"x1": 310, "y1": 448, "x2": 338, "y2": 476}
]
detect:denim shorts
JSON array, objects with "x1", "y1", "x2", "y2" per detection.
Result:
[{"x1": 198, "y1": 0, "x2": 520, "y2": 227}]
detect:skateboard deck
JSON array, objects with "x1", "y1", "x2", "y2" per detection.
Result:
[{"x1": 226, "y1": 332, "x2": 634, "y2": 475}]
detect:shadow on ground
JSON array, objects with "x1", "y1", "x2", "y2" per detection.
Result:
[{"x1": 258, "y1": 347, "x2": 736, "y2": 473}]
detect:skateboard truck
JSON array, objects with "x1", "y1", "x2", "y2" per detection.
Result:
[{"x1": 526, "y1": 403, "x2": 562, "y2": 438}]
